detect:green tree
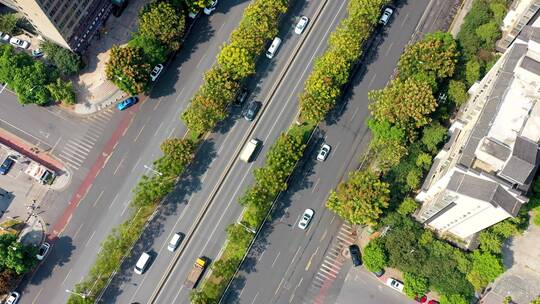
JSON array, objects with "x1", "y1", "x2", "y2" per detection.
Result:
[
  {"x1": 106, "y1": 45, "x2": 150, "y2": 94},
  {"x1": 327, "y1": 170, "x2": 390, "y2": 226},
  {"x1": 0, "y1": 13, "x2": 19, "y2": 34},
  {"x1": 448, "y1": 80, "x2": 469, "y2": 106},
  {"x1": 12, "y1": 61, "x2": 50, "y2": 105},
  {"x1": 397, "y1": 197, "x2": 418, "y2": 216},
  {"x1": 367, "y1": 119, "x2": 408, "y2": 171},
  {"x1": 478, "y1": 231, "x2": 503, "y2": 254},
  {"x1": 184, "y1": 0, "x2": 213, "y2": 13},
  {"x1": 403, "y1": 272, "x2": 429, "y2": 298},
  {"x1": 41, "y1": 41, "x2": 81, "y2": 76},
  {"x1": 47, "y1": 78, "x2": 76, "y2": 105},
  {"x1": 362, "y1": 239, "x2": 387, "y2": 272},
  {"x1": 476, "y1": 21, "x2": 501, "y2": 47},
  {"x1": 465, "y1": 59, "x2": 481, "y2": 86},
  {"x1": 368, "y1": 78, "x2": 437, "y2": 131},
  {"x1": 440, "y1": 294, "x2": 470, "y2": 304},
  {"x1": 160, "y1": 138, "x2": 197, "y2": 169},
  {"x1": 212, "y1": 257, "x2": 239, "y2": 279},
  {"x1": 189, "y1": 289, "x2": 213, "y2": 304},
  {"x1": 398, "y1": 31, "x2": 458, "y2": 81},
  {"x1": 457, "y1": 0, "x2": 492, "y2": 58},
  {"x1": 530, "y1": 297, "x2": 540, "y2": 304},
  {"x1": 421, "y1": 122, "x2": 447, "y2": 154},
  {"x1": 0, "y1": 234, "x2": 37, "y2": 275},
  {"x1": 467, "y1": 251, "x2": 504, "y2": 290},
  {"x1": 139, "y1": 2, "x2": 186, "y2": 51},
  {"x1": 416, "y1": 152, "x2": 432, "y2": 170},
  {"x1": 217, "y1": 44, "x2": 255, "y2": 80},
  {"x1": 128, "y1": 33, "x2": 168, "y2": 66},
  {"x1": 490, "y1": 2, "x2": 507, "y2": 24}
]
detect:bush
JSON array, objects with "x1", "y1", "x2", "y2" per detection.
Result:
[
  {"x1": 41, "y1": 41, "x2": 81, "y2": 76},
  {"x1": 447, "y1": 80, "x2": 469, "y2": 106},
  {"x1": 362, "y1": 239, "x2": 387, "y2": 272},
  {"x1": 0, "y1": 13, "x2": 19, "y2": 34},
  {"x1": 47, "y1": 78, "x2": 76, "y2": 105},
  {"x1": 397, "y1": 197, "x2": 418, "y2": 216},
  {"x1": 403, "y1": 272, "x2": 429, "y2": 298},
  {"x1": 466, "y1": 251, "x2": 504, "y2": 290}
]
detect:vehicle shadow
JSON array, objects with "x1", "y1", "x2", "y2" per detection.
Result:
[{"x1": 99, "y1": 139, "x2": 216, "y2": 302}]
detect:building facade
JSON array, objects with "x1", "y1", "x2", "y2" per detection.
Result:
[
  {"x1": 416, "y1": 26, "x2": 540, "y2": 240},
  {"x1": 0, "y1": 0, "x2": 112, "y2": 52},
  {"x1": 497, "y1": 0, "x2": 540, "y2": 51}
]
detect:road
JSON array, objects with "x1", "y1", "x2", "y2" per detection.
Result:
[
  {"x1": 18, "y1": 1, "x2": 256, "y2": 303},
  {"x1": 99, "y1": 0, "x2": 352, "y2": 303},
  {"x1": 221, "y1": 0, "x2": 452, "y2": 303}
]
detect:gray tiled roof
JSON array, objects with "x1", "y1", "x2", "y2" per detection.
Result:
[
  {"x1": 479, "y1": 137, "x2": 511, "y2": 161},
  {"x1": 520, "y1": 56, "x2": 540, "y2": 76},
  {"x1": 513, "y1": 136, "x2": 538, "y2": 163},
  {"x1": 500, "y1": 136, "x2": 539, "y2": 185},
  {"x1": 500, "y1": 156, "x2": 535, "y2": 184}
]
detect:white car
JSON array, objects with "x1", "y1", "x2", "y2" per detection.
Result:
[
  {"x1": 9, "y1": 37, "x2": 29, "y2": 49},
  {"x1": 0, "y1": 32, "x2": 10, "y2": 43},
  {"x1": 294, "y1": 16, "x2": 309, "y2": 34},
  {"x1": 386, "y1": 278, "x2": 404, "y2": 292},
  {"x1": 150, "y1": 64, "x2": 163, "y2": 81},
  {"x1": 379, "y1": 7, "x2": 393, "y2": 25},
  {"x1": 298, "y1": 208, "x2": 314, "y2": 230},
  {"x1": 204, "y1": 0, "x2": 218, "y2": 15},
  {"x1": 36, "y1": 242, "x2": 50, "y2": 260},
  {"x1": 317, "y1": 144, "x2": 331, "y2": 161},
  {"x1": 5, "y1": 291, "x2": 20, "y2": 304}
]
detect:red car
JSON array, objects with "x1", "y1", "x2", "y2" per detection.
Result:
[
  {"x1": 428, "y1": 300, "x2": 440, "y2": 304},
  {"x1": 415, "y1": 295, "x2": 427, "y2": 303}
]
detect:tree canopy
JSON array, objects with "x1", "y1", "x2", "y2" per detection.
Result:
[
  {"x1": 106, "y1": 45, "x2": 150, "y2": 95},
  {"x1": 139, "y1": 2, "x2": 186, "y2": 51}
]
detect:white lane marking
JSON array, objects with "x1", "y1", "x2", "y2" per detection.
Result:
[
  {"x1": 72, "y1": 223, "x2": 84, "y2": 239},
  {"x1": 61, "y1": 268, "x2": 72, "y2": 285},
  {"x1": 154, "y1": 121, "x2": 165, "y2": 137},
  {"x1": 85, "y1": 230, "x2": 96, "y2": 247},
  {"x1": 113, "y1": 155, "x2": 126, "y2": 176},
  {"x1": 196, "y1": 52, "x2": 209, "y2": 69},
  {"x1": 92, "y1": 190, "x2": 105, "y2": 207},
  {"x1": 258, "y1": 249, "x2": 266, "y2": 262},
  {"x1": 311, "y1": 178, "x2": 320, "y2": 193},
  {"x1": 0, "y1": 117, "x2": 50, "y2": 146},
  {"x1": 271, "y1": 251, "x2": 281, "y2": 268},
  {"x1": 250, "y1": 292, "x2": 260, "y2": 304},
  {"x1": 134, "y1": 124, "x2": 146, "y2": 142},
  {"x1": 368, "y1": 73, "x2": 377, "y2": 87},
  {"x1": 349, "y1": 107, "x2": 359, "y2": 123},
  {"x1": 131, "y1": 157, "x2": 143, "y2": 173},
  {"x1": 384, "y1": 42, "x2": 394, "y2": 57},
  {"x1": 50, "y1": 137, "x2": 62, "y2": 155},
  {"x1": 65, "y1": 140, "x2": 90, "y2": 153},
  {"x1": 31, "y1": 287, "x2": 44, "y2": 304},
  {"x1": 120, "y1": 200, "x2": 130, "y2": 216},
  {"x1": 318, "y1": 267, "x2": 337, "y2": 278}
]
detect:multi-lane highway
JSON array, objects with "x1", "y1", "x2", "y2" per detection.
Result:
[
  {"x1": 18, "y1": 1, "x2": 257, "y2": 303},
  {"x1": 221, "y1": 0, "x2": 451, "y2": 303},
  {"x1": 101, "y1": 0, "x2": 352, "y2": 303}
]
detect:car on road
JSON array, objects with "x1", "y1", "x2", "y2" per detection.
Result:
[
  {"x1": 204, "y1": 0, "x2": 218, "y2": 15},
  {"x1": 235, "y1": 87, "x2": 249, "y2": 105},
  {"x1": 294, "y1": 16, "x2": 309, "y2": 34},
  {"x1": 134, "y1": 252, "x2": 151, "y2": 274},
  {"x1": 36, "y1": 242, "x2": 50, "y2": 260},
  {"x1": 5, "y1": 291, "x2": 20, "y2": 304},
  {"x1": 386, "y1": 278, "x2": 404, "y2": 292},
  {"x1": 348, "y1": 244, "x2": 361, "y2": 266},
  {"x1": 0, "y1": 32, "x2": 10, "y2": 43},
  {"x1": 9, "y1": 37, "x2": 29, "y2": 49},
  {"x1": 32, "y1": 48, "x2": 44, "y2": 58},
  {"x1": 298, "y1": 208, "x2": 314, "y2": 230},
  {"x1": 0, "y1": 156, "x2": 15, "y2": 175},
  {"x1": 266, "y1": 37, "x2": 282, "y2": 59},
  {"x1": 243, "y1": 100, "x2": 261, "y2": 121},
  {"x1": 168, "y1": 233, "x2": 183, "y2": 252},
  {"x1": 379, "y1": 7, "x2": 393, "y2": 25},
  {"x1": 117, "y1": 96, "x2": 138, "y2": 111},
  {"x1": 317, "y1": 144, "x2": 331, "y2": 161},
  {"x1": 150, "y1": 64, "x2": 163, "y2": 81}
]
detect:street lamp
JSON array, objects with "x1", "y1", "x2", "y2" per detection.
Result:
[
  {"x1": 65, "y1": 289, "x2": 87, "y2": 299},
  {"x1": 237, "y1": 221, "x2": 256, "y2": 234},
  {"x1": 143, "y1": 165, "x2": 163, "y2": 176}
]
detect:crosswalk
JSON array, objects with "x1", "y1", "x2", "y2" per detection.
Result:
[
  {"x1": 57, "y1": 108, "x2": 115, "y2": 170},
  {"x1": 302, "y1": 223, "x2": 356, "y2": 304}
]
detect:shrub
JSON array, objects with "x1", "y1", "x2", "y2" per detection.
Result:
[
  {"x1": 41, "y1": 41, "x2": 81, "y2": 76},
  {"x1": 403, "y1": 272, "x2": 429, "y2": 298},
  {"x1": 362, "y1": 239, "x2": 387, "y2": 272}
]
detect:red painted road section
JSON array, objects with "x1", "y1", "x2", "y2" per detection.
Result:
[{"x1": 48, "y1": 101, "x2": 142, "y2": 241}]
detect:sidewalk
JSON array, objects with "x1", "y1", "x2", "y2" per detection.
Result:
[{"x1": 449, "y1": 0, "x2": 475, "y2": 37}]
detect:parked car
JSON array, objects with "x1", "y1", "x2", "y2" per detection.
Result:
[
  {"x1": 32, "y1": 48, "x2": 44, "y2": 58},
  {"x1": 243, "y1": 100, "x2": 261, "y2": 121},
  {"x1": 415, "y1": 295, "x2": 427, "y2": 303},
  {"x1": 386, "y1": 278, "x2": 404, "y2": 292},
  {"x1": 348, "y1": 244, "x2": 362, "y2": 266},
  {"x1": 317, "y1": 144, "x2": 331, "y2": 161},
  {"x1": 9, "y1": 37, "x2": 29, "y2": 49},
  {"x1": 36, "y1": 242, "x2": 50, "y2": 260},
  {"x1": 373, "y1": 268, "x2": 385, "y2": 277},
  {"x1": 204, "y1": 0, "x2": 218, "y2": 15},
  {"x1": 5, "y1": 291, "x2": 19, "y2": 304},
  {"x1": 298, "y1": 208, "x2": 314, "y2": 230},
  {"x1": 189, "y1": 11, "x2": 200, "y2": 19},
  {"x1": 428, "y1": 301, "x2": 440, "y2": 304},
  {"x1": 235, "y1": 87, "x2": 249, "y2": 105},
  {"x1": 294, "y1": 16, "x2": 309, "y2": 34},
  {"x1": 116, "y1": 96, "x2": 138, "y2": 111},
  {"x1": 150, "y1": 64, "x2": 163, "y2": 81},
  {"x1": 0, "y1": 156, "x2": 15, "y2": 175},
  {"x1": 379, "y1": 7, "x2": 394, "y2": 25},
  {"x1": 0, "y1": 32, "x2": 10, "y2": 43}
]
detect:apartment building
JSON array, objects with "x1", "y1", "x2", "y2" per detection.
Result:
[
  {"x1": 415, "y1": 25, "x2": 540, "y2": 241},
  {"x1": 0, "y1": 0, "x2": 112, "y2": 52},
  {"x1": 497, "y1": 0, "x2": 540, "y2": 51}
]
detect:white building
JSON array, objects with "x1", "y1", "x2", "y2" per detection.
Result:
[
  {"x1": 497, "y1": 0, "x2": 540, "y2": 51},
  {"x1": 416, "y1": 26, "x2": 540, "y2": 241}
]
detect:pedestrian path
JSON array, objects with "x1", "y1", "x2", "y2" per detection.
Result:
[
  {"x1": 57, "y1": 108, "x2": 115, "y2": 170},
  {"x1": 302, "y1": 223, "x2": 356, "y2": 304}
]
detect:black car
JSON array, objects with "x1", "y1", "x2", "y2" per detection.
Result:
[
  {"x1": 243, "y1": 101, "x2": 261, "y2": 121},
  {"x1": 235, "y1": 87, "x2": 249, "y2": 105},
  {"x1": 0, "y1": 156, "x2": 15, "y2": 175},
  {"x1": 349, "y1": 244, "x2": 362, "y2": 266}
]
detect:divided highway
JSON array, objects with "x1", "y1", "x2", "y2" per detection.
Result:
[{"x1": 101, "y1": 0, "x2": 351, "y2": 303}]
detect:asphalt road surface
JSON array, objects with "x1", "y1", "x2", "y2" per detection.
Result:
[
  {"x1": 18, "y1": 1, "x2": 256, "y2": 303},
  {"x1": 222, "y1": 0, "x2": 434, "y2": 303},
  {"x1": 100, "y1": 0, "x2": 351, "y2": 303}
]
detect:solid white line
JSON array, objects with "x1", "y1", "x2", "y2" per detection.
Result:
[{"x1": 0, "y1": 117, "x2": 50, "y2": 146}]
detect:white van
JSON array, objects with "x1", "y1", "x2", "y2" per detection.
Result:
[
  {"x1": 239, "y1": 138, "x2": 260, "y2": 162},
  {"x1": 168, "y1": 233, "x2": 183, "y2": 252},
  {"x1": 266, "y1": 37, "x2": 282, "y2": 59},
  {"x1": 134, "y1": 252, "x2": 151, "y2": 274}
]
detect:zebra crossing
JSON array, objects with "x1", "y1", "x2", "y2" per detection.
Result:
[
  {"x1": 302, "y1": 222, "x2": 356, "y2": 304},
  {"x1": 57, "y1": 108, "x2": 115, "y2": 170}
]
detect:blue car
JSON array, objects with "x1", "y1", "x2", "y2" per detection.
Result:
[
  {"x1": 0, "y1": 156, "x2": 15, "y2": 175},
  {"x1": 116, "y1": 96, "x2": 138, "y2": 111}
]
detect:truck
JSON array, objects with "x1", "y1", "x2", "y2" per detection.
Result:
[
  {"x1": 239, "y1": 138, "x2": 260, "y2": 162},
  {"x1": 184, "y1": 257, "x2": 208, "y2": 289}
]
